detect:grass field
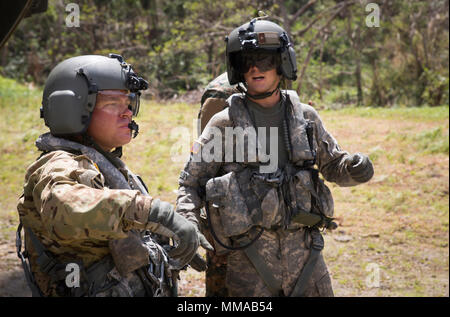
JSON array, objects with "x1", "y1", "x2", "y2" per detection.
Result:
[{"x1": 0, "y1": 76, "x2": 448, "y2": 296}]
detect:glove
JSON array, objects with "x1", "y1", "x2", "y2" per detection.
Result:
[
  {"x1": 197, "y1": 227, "x2": 214, "y2": 252},
  {"x1": 345, "y1": 153, "x2": 374, "y2": 183},
  {"x1": 147, "y1": 199, "x2": 199, "y2": 268},
  {"x1": 189, "y1": 253, "x2": 208, "y2": 272},
  {"x1": 188, "y1": 226, "x2": 213, "y2": 271}
]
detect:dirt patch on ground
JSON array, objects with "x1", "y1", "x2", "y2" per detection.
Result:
[
  {"x1": 0, "y1": 242, "x2": 30, "y2": 296},
  {"x1": 0, "y1": 270, "x2": 30, "y2": 297}
]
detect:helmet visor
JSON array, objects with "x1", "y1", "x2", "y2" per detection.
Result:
[
  {"x1": 239, "y1": 51, "x2": 279, "y2": 73},
  {"x1": 97, "y1": 90, "x2": 141, "y2": 117},
  {"x1": 128, "y1": 92, "x2": 140, "y2": 116}
]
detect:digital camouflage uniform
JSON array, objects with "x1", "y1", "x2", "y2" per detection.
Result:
[
  {"x1": 17, "y1": 133, "x2": 174, "y2": 296},
  {"x1": 178, "y1": 91, "x2": 369, "y2": 297}
]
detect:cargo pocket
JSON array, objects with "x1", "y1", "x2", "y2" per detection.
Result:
[
  {"x1": 205, "y1": 172, "x2": 253, "y2": 238},
  {"x1": 260, "y1": 187, "x2": 282, "y2": 229},
  {"x1": 294, "y1": 169, "x2": 334, "y2": 218},
  {"x1": 294, "y1": 169, "x2": 313, "y2": 212},
  {"x1": 316, "y1": 178, "x2": 334, "y2": 218}
]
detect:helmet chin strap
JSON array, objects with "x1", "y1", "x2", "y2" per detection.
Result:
[
  {"x1": 241, "y1": 77, "x2": 281, "y2": 100},
  {"x1": 245, "y1": 86, "x2": 280, "y2": 100}
]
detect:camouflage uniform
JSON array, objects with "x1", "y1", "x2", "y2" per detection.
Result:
[
  {"x1": 177, "y1": 91, "x2": 368, "y2": 297},
  {"x1": 17, "y1": 133, "x2": 173, "y2": 296}
]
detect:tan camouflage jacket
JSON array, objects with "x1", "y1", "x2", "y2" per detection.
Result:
[
  {"x1": 17, "y1": 137, "x2": 158, "y2": 294},
  {"x1": 177, "y1": 92, "x2": 363, "y2": 237}
]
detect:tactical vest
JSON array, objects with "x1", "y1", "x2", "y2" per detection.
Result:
[
  {"x1": 17, "y1": 133, "x2": 175, "y2": 297},
  {"x1": 203, "y1": 93, "x2": 336, "y2": 255},
  {"x1": 201, "y1": 92, "x2": 337, "y2": 296}
]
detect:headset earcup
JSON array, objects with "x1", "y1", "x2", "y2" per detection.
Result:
[
  {"x1": 281, "y1": 46, "x2": 297, "y2": 81},
  {"x1": 46, "y1": 90, "x2": 90, "y2": 135}
]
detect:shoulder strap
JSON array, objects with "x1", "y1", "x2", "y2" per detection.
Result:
[
  {"x1": 244, "y1": 243, "x2": 283, "y2": 296},
  {"x1": 282, "y1": 92, "x2": 317, "y2": 166},
  {"x1": 16, "y1": 222, "x2": 43, "y2": 297},
  {"x1": 235, "y1": 235, "x2": 283, "y2": 297},
  {"x1": 36, "y1": 133, "x2": 131, "y2": 190},
  {"x1": 18, "y1": 221, "x2": 117, "y2": 297},
  {"x1": 290, "y1": 228, "x2": 324, "y2": 297}
]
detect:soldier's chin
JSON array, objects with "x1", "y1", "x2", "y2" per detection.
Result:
[
  {"x1": 116, "y1": 134, "x2": 132, "y2": 147},
  {"x1": 248, "y1": 87, "x2": 270, "y2": 96}
]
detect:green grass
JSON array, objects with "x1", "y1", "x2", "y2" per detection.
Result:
[
  {"x1": 0, "y1": 76, "x2": 40, "y2": 106},
  {"x1": 325, "y1": 105, "x2": 449, "y2": 122},
  {"x1": 0, "y1": 75, "x2": 448, "y2": 296},
  {"x1": 414, "y1": 127, "x2": 449, "y2": 154},
  {"x1": 0, "y1": 77, "x2": 45, "y2": 241}
]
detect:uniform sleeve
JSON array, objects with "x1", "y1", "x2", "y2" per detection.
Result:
[
  {"x1": 304, "y1": 106, "x2": 362, "y2": 187},
  {"x1": 34, "y1": 152, "x2": 153, "y2": 241},
  {"x1": 176, "y1": 109, "x2": 231, "y2": 226}
]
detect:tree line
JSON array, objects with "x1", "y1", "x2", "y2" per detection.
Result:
[{"x1": 0, "y1": 0, "x2": 448, "y2": 107}]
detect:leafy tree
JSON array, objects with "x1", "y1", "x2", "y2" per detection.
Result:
[{"x1": 0, "y1": 0, "x2": 448, "y2": 107}]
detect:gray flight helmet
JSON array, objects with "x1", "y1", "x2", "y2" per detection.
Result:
[
  {"x1": 225, "y1": 19, "x2": 297, "y2": 85},
  {"x1": 41, "y1": 54, "x2": 148, "y2": 136}
]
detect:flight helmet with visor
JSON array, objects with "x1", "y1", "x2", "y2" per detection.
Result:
[
  {"x1": 41, "y1": 54, "x2": 148, "y2": 138},
  {"x1": 225, "y1": 18, "x2": 297, "y2": 87}
]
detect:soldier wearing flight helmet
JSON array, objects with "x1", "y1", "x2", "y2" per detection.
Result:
[
  {"x1": 17, "y1": 54, "x2": 206, "y2": 297},
  {"x1": 176, "y1": 16, "x2": 374, "y2": 297}
]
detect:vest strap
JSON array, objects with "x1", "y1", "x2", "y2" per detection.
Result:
[
  {"x1": 16, "y1": 222, "x2": 43, "y2": 297},
  {"x1": 17, "y1": 221, "x2": 117, "y2": 297},
  {"x1": 290, "y1": 228, "x2": 324, "y2": 297},
  {"x1": 236, "y1": 236, "x2": 283, "y2": 297}
]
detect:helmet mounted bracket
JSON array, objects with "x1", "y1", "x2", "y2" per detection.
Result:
[{"x1": 77, "y1": 68, "x2": 98, "y2": 113}]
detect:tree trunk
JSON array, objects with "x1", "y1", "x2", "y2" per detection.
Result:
[
  {"x1": 0, "y1": 42, "x2": 8, "y2": 67},
  {"x1": 346, "y1": 8, "x2": 363, "y2": 106},
  {"x1": 370, "y1": 57, "x2": 385, "y2": 106},
  {"x1": 296, "y1": 41, "x2": 316, "y2": 96},
  {"x1": 318, "y1": 34, "x2": 327, "y2": 101},
  {"x1": 354, "y1": 25, "x2": 363, "y2": 106},
  {"x1": 355, "y1": 55, "x2": 363, "y2": 106},
  {"x1": 207, "y1": 42, "x2": 214, "y2": 77},
  {"x1": 144, "y1": 0, "x2": 159, "y2": 43},
  {"x1": 278, "y1": 0, "x2": 293, "y2": 89}
]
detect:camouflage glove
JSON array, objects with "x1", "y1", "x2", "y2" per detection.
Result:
[
  {"x1": 345, "y1": 153, "x2": 374, "y2": 183},
  {"x1": 147, "y1": 199, "x2": 199, "y2": 268}
]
